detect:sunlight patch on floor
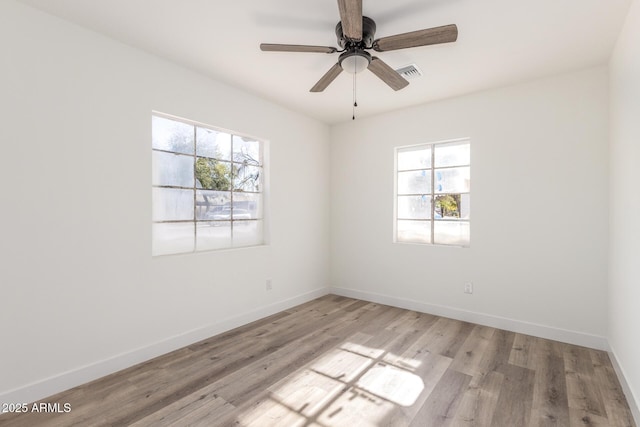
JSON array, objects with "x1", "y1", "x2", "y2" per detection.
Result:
[
  {"x1": 235, "y1": 336, "x2": 430, "y2": 426},
  {"x1": 357, "y1": 364, "x2": 424, "y2": 407}
]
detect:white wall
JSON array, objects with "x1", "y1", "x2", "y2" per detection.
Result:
[
  {"x1": 609, "y1": 0, "x2": 640, "y2": 417},
  {"x1": 330, "y1": 67, "x2": 610, "y2": 347},
  {"x1": 0, "y1": 1, "x2": 330, "y2": 402}
]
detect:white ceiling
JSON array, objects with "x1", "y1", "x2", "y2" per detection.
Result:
[{"x1": 18, "y1": 0, "x2": 631, "y2": 124}]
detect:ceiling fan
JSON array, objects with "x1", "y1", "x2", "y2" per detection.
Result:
[{"x1": 260, "y1": 0, "x2": 458, "y2": 93}]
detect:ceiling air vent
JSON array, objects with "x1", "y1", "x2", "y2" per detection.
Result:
[{"x1": 395, "y1": 64, "x2": 423, "y2": 80}]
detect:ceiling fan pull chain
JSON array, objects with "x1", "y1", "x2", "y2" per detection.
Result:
[{"x1": 352, "y1": 71, "x2": 357, "y2": 120}]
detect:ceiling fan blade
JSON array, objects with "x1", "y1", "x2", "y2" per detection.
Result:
[
  {"x1": 310, "y1": 63, "x2": 343, "y2": 92},
  {"x1": 337, "y1": 0, "x2": 363, "y2": 41},
  {"x1": 368, "y1": 57, "x2": 409, "y2": 91},
  {"x1": 372, "y1": 24, "x2": 458, "y2": 52},
  {"x1": 260, "y1": 43, "x2": 337, "y2": 54}
]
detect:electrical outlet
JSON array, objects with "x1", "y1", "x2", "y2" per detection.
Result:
[
  {"x1": 464, "y1": 282, "x2": 473, "y2": 294},
  {"x1": 266, "y1": 279, "x2": 273, "y2": 291}
]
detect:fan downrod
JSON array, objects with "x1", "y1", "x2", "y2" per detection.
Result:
[{"x1": 335, "y1": 16, "x2": 376, "y2": 49}]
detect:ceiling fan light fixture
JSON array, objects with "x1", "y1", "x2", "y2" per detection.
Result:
[{"x1": 339, "y1": 49, "x2": 371, "y2": 74}]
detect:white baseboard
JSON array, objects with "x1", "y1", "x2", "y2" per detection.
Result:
[
  {"x1": 607, "y1": 345, "x2": 640, "y2": 425},
  {"x1": 0, "y1": 287, "x2": 330, "y2": 405},
  {"x1": 329, "y1": 286, "x2": 608, "y2": 350}
]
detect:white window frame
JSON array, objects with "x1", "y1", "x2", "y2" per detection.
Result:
[
  {"x1": 152, "y1": 112, "x2": 266, "y2": 256},
  {"x1": 394, "y1": 138, "x2": 470, "y2": 247}
]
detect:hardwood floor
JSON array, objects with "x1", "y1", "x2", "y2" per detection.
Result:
[{"x1": 0, "y1": 295, "x2": 636, "y2": 426}]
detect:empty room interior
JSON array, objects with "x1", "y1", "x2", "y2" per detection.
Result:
[{"x1": 1, "y1": 0, "x2": 639, "y2": 425}]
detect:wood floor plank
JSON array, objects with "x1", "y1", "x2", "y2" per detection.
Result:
[
  {"x1": 129, "y1": 393, "x2": 235, "y2": 427},
  {"x1": 381, "y1": 351, "x2": 453, "y2": 425},
  {"x1": 0, "y1": 296, "x2": 635, "y2": 427},
  {"x1": 380, "y1": 312, "x2": 440, "y2": 361},
  {"x1": 569, "y1": 407, "x2": 611, "y2": 427},
  {"x1": 491, "y1": 363, "x2": 536, "y2": 426},
  {"x1": 477, "y1": 328, "x2": 516, "y2": 374},
  {"x1": 422, "y1": 317, "x2": 475, "y2": 358},
  {"x1": 510, "y1": 332, "x2": 538, "y2": 369},
  {"x1": 529, "y1": 352, "x2": 570, "y2": 427},
  {"x1": 449, "y1": 324, "x2": 495, "y2": 376},
  {"x1": 565, "y1": 345, "x2": 597, "y2": 376},
  {"x1": 358, "y1": 304, "x2": 408, "y2": 336},
  {"x1": 535, "y1": 336, "x2": 568, "y2": 365},
  {"x1": 453, "y1": 370, "x2": 504, "y2": 426},
  {"x1": 590, "y1": 350, "x2": 636, "y2": 427},
  {"x1": 564, "y1": 345, "x2": 609, "y2": 422},
  {"x1": 408, "y1": 369, "x2": 472, "y2": 427},
  {"x1": 384, "y1": 309, "x2": 424, "y2": 334}
]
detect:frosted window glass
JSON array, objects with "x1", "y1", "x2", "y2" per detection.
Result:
[
  {"x1": 397, "y1": 147, "x2": 430, "y2": 171},
  {"x1": 398, "y1": 196, "x2": 431, "y2": 219},
  {"x1": 152, "y1": 116, "x2": 194, "y2": 155},
  {"x1": 196, "y1": 127, "x2": 231, "y2": 160},
  {"x1": 398, "y1": 170, "x2": 431, "y2": 195},
  {"x1": 152, "y1": 151, "x2": 194, "y2": 187},
  {"x1": 234, "y1": 165, "x2": 262, "y2": 192},
  {"x1": 152, "y1": 188, "x2": 194, "y2": 221},
  {"x1": 459, "y1": 194, "x2": 471, "y2": 219},
  {"x1": 397, "y1": 220, "x2": 431, "y2": 243},
  {"x1": 233, "y1": 136, "x2": 261, "y2": 165},
  {"x1": 434, "y1": 221, "x2": 470, "y2": 246},
  {"x1": 232, "y1": 220, "x2": 263, "y2": 247},
  {"x1": 196, "y1": 191, "x2": 230, "y2": 220},
  {"x1": 233, "y1": 193, "x2": 263, "y2": 219},
  {"x1": 434, "y1": 167, "x2": 470, "y2": 194},
  {"x1": 152, "y1": 223, "x2": 194, "y2": 256},
  {"x1": 435, "y1": 142, "x2": 470, "y2": 168},
  {"x1": 196, "y1": 222, "x2": 232, "y2": 251}
]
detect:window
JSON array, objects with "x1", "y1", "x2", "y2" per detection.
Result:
[
  {"x1": 395, "y1": 139, "x2": 470, "y2": 246},
  {"x1": 152, "y1": 114, "x2": 265, "y2": 256}
]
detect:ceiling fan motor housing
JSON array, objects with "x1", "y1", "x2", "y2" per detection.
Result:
[{"x1": 336, "y1": 16, "x2": 377, "y2": 48}]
